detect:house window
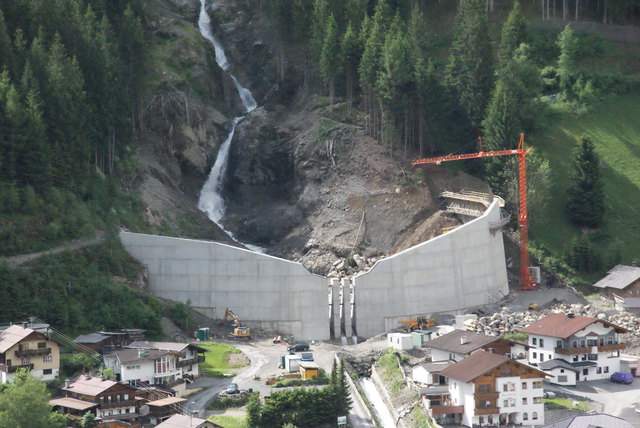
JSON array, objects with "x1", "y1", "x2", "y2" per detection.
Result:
[
  {"x1": 522, "y1": 398, "x2": 527, "y2": 405},
  {"x1": 21, "y1": 357, "x2": 30, "y2": 365},
  {"x1": 504, "y1": 399, "x2": 509, "y2": 407},
  {"x1": 587, "y1": 354, "x2": 598, "y2": 361},
  {"x1": 126, "y1": 408, "x2": 130, "y2": 414},
  {"x1": 532, "y1": 381, "x2": 542, "y2": 389},
  {"x1": 488, "y1": 416, "x2": 493, "y2": 424},
  {"x1": 533, "y1": 397, "x2": 543, "y2": 404},
  {"x1": 43, "y1": 369, "x2": 52, "y2": 375},
  {"x1": 156, "y1": 357, "x2": 173, "y2": 374},
  {"x1": 581, "y1": 340, "x2": 586, "y2": 347},
  {"x1": 43, "y1": 356, "x2": 52, "y2": 363},
  {"x1": 124, "y1": 394, "x2": 129, "y2": 400},
  {"x1": 38, "y1": 342, "x2": 46, "y2": 349},
  {"x1": 583, "y1": 368, "x2": 588, "y2": 376},
  {"x1": 478, "y1": 384, "x2": 490, "y2": 393},
  {"x1": 503, "y1": 384, "x2": 508, "y2": 392},
  {"x1": 532, "y1": 337, "x2": 537, "y2": 346},
  {"x1": 572, "y1": 340, "x2": 578, "y2": 348},
  {"x1": 540, "y1": 354, "x2": 544, "y2": 362},
  {"x1": 539, "y1": 339, "x2": 544, "y2": 347},
  {"x1": 479, "y1": 417, "x2": 484, "y2": 424},
  {"x1": 522, "y1": 382, "x2": 527, "y2": 389},
  {"x1": 560, "y1": 369, "x2": 564, "y2": 373},
  {"x1": 480, "y1": 400, "x2": 491, "y2": 408},
  {"x1": 610, "y1": 351, "x2": 620, "y2": 357},
  {"x1": 607, "y1": 337, "x2": 613, "y2": 344},
  {"x1": 599, "y1": 338, "x2": 604, "y2": 346},
  {"x1": 573, "y1": 355, "x2": 579, "y2": 362},
  {"x1": 604, "y1": 366, "x2": 609, "y2": 373},
  {"x1": 533, "y1": 412, "x2": 538, "y2": 420},
  {"x1": 532, "y1": 352, "x2": 537, "y2": 359},
  {"x1": 587, "y1": 339, "x2": 597, "y2": 346},
  {"x1": 557, "y1": 340, "x2": 563, "y2": 348},
  {"x1": 509, "y1": 383, "x2": 515, "y2": 391},
  {"x1": 501, "y1": 368, "x2": 511, "y2": 376},
  {"x1": 523, "y1": 413, "x2": 528, "y2": 421},
  {"x1": 597, "y1": 367, "x2": 602, "y2": 374},
  {"x1": 558, "y1": 375, "x2": 568, "y2": 382}
]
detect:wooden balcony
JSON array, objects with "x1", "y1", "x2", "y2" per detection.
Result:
[
  {"x1": 176, "y1": 356, "x2": 205, "y2": 368},
  {"x1": 474, "y1": 407, "x2": 500, "y2": 416},
  {"x1": 100, "y1": 399, "x2": 139, "y2": 410},
  {"x1": 7, "y1": 363, "x2": 34, "y2": 373},
  {"x1": 554, "y1": 346, "x2": 591, "y2": 355},
  {"x1": 598, "y1": 343, "x2": 626, "y2": 352},
  {"x1": 474, "y1": 391, "x2": 499, "y2": 400},
  {"x1": 15, "y1": 348, "x2": 51, "y2": 357}
]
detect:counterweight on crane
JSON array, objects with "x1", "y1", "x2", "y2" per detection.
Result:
[{"x1": 412, "y1": 133, "x2": 538, "y2": 290}]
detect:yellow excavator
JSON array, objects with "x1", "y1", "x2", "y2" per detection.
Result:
[
  {"x1": 399, "y1": 316, "x2": 436, "y2": 331},
  {"x1": 221, "y1": 307, "x2": 251, "y2": 340}
]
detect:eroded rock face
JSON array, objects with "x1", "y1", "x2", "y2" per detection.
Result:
[{"x1": 132, "y1": 0, "x2": 245, "y2": 242}]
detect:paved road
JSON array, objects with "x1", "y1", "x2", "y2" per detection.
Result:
[{"x1": 183, "y1": 376, "x2": 230, "y2": 418}]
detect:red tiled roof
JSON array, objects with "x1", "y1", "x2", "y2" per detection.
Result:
[
  {"x1": 440, "y1": 350, "x2": 548, "y2": 383},
  {"x1": 62, "y1": 375, "x2": 120, "y2": 396},
  {"x1": 521, "y1": 313, "x2": 627, "y2": 338}
]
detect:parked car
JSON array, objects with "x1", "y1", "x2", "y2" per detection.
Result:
[
  {"x1": 226, "y1": 383, "x2": 239, "y2": 394},
  {"x1": 287, "y1": 342, "x2": 309, "y2": 353},
  {"x1": 610, "y1": 372, "x2": 633, "y2": 384},
  {"x1": 300, "y1": 352, "x2": 314, "y2": 361}
]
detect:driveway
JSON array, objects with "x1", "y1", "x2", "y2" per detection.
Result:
[
  {"x1": 183, "y1": 376, "x2": 230, "y2": 418},
  {"x1": 546, "y1": 379, "x2": 640, "y2": 426}
]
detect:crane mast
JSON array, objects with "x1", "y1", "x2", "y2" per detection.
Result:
[{"x1": 412, "y1": 133, "x2": 537, "y2": 290}]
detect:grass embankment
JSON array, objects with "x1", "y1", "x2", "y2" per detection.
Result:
[
  {"x1": 198, "y1": 343, "x2": 247, "y2": 377},
  {"x1": 208, "y1": 415, "x2": 247, "y2": 428},
  {"x1": 376, "y1": 348, "x2": 407, "y2": 395},
  {"x1": 530, "y1": 95, "x2": 640, "y2": 275},
  {"x1": 545, "y1": 397, "x2": 593, "y2": 412}
]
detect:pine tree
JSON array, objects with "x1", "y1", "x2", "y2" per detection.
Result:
[
  {"x1": 20, "y1": 90, "x2": 51, "y2": 189},
  {"x1": 445, "y1": 0, "x2": 493, "y2": 127},
  {"x1": 498, "y1": 0, "x2": 527, "y2": 62},
  {"x1": 342, "y1": 22, "x2": 361, "y2": 113},
  {"x1": 311, "y1": 0, "x2": 330, "y2": 64},
  {"x1": 557, "y1": 24, "x2": 579, "y2": 97},
  {"x1": 566, "y1": 137, "x2": 605, "y2": 228},
  {"x1": 337, "y1": 360, "x2": 353, "y2": 415},
  {"x1": 0, "y1": 9, "x2": 17, "y2": 79},
  {"x1": 320, "y1": 14, "x2": 342, "y2": 106}
]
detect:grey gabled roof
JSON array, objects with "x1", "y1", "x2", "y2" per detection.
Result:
[
  {"x1": 593, "y1": 264, "x2": 640, "y2": 290},
  {"x1": 538, "y1": 358, "x2": 578, "y2": 372},
  {"x1": 74, "y1": 333, "x2": 110, "y2": 344},
  {"x1": 542, "y1": 413, "x2": 632, "y2": 428},
  {"x1": 424, "y1": 330, "x2": 498, "y2": 355}
]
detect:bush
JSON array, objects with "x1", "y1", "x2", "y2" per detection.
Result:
[{"x1": 207, "y1": 395, "x2": 251, "y2": 410}]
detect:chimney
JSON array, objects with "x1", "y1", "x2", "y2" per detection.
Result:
[
  {"x1": 64, "y1": 379, "x2": 70, "y2": 388},
  {"x1": 567, "y1": 313, "x2": 575, "y2": 319},
  {"x1": 138, "y1": 348, "x2": 146, "y2": 358},
  {"x1": 460, "y1": 336, "x2": 468, "y2": 345}
]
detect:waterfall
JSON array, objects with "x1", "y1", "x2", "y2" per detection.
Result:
[{"x1": 196, "y1": 0, "x2": 262, "y2": 252}]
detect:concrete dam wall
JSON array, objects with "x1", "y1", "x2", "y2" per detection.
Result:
[
  {"x1": 120, "y1": 199, "x2": 508, "y2": 340},
  {"x1": 352, "y1": 199, "x2": 509, "y2": 338},
  {"x1": 119, "y1": 233, "x2": 329, "y2": 340}
]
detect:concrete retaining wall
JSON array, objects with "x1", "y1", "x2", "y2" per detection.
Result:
[
  {"x1": 119, "y1": 232, "x2": 328, "y2": 340},
  {"x1": 353, "y1": 199, "x2": 508, "y2": 338}
]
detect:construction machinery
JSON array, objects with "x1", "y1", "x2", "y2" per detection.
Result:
[
  {"x1": 412, "y1": 133, "x2": 539, "y2": 290},
  {"x1": 399, "y1": 316, "x2": 436, "y2": 331},
  {"x1": 220, "y1": 307, "x2": 251, "y2": 340}
]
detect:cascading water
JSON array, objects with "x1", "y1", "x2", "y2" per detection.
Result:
[{"x1": 196, "y1": 0, "x2": 262, "y2": 251}]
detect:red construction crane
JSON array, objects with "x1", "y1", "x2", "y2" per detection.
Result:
[{"x1": 412, "y1": 133, "x2": 538, "y2": 290}]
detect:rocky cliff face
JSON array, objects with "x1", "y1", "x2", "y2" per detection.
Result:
[{"x1": 130, "y1": 0, "x2": 243, "y2": 242}]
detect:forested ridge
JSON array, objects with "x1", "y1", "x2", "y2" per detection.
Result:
[
  {"x1": 0, "y1": 0, "x2": 147, "y2": 255},
  {"x1": 262, "y1": 0, "x2": 640, "y2": 284}
]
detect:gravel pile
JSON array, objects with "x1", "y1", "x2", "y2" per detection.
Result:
[{"x1": 471, "y1": 303, "x2": 640, "y2": 355}]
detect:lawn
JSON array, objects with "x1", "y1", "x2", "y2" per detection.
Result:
[
  {"x1": 544, "y1": 397, "x2": 593, "y2": 412},
  {"x1": 198, "y1": 342, "x2": 247, "y2": 377},
  {"x1": 208, "y1": 415, "x2": 247, "y2": 428},
  {"x1": 529, "y1": 94, "x2": 640, "y2": 271}
]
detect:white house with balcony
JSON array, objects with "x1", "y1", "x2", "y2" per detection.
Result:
[
  {"x1": 439, "y1": 350, "x2": 548, "y2": 427},
  {"x1": 103, "y1": 341, "x2": 206, "y2": 386},
  {"x1": 521, "y1": 313, "x2": 627, "y2": 383}
]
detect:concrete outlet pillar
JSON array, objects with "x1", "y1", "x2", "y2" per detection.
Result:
[
  {"x1": 341, "y1": 278, "x2": 352, "y2": 338},
  {"x1": 330, "y1": 279, "x2": 340, "y2": 340}
]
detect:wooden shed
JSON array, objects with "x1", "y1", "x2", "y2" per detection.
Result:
[{"x1": 299, "y1": 361, "x2": 320, "y2": 379}]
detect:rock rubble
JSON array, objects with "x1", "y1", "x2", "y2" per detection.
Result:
[{"x1": 471, "y1": 303, "x2": 640, "y2": 354}]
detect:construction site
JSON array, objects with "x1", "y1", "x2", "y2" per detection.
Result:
[{"x1": 120, "y1": 135, "x2": 550, "y2": 342}]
